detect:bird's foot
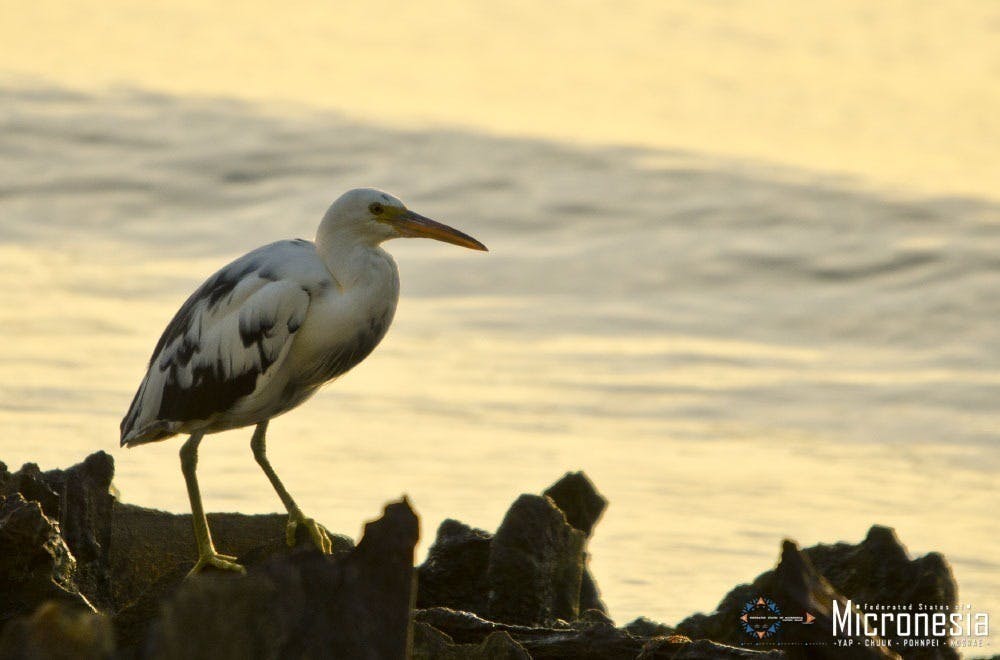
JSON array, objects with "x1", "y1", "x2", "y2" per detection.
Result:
[
  {"x1": 286, "y1": 513, "x2": 333, "y2": 554},
  {"x1": 187, "y1": 551, "x2": 246, "y2": 577}
]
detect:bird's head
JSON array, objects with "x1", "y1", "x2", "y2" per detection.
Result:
[{"x1": 319, "y1": 188, "x2": 487, "y2": 251}]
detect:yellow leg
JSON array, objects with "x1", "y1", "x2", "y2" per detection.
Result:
[
  {"x1": 250, "y1": 421, "x2": 332, "y2": 554},
  {"x1": 180, "y1": 433, "x2": 245, "y2": 576}
]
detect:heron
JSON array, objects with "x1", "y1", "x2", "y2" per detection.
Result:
[{"x1": 120, "y1": 188, "x2": 487, "y2": 574}]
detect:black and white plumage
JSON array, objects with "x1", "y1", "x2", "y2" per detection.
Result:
[
  {"x1": 120, "y1": 238, "x2": 392, "y2": 445},
  {"x1": 119, "y1": 188, "x2": 486, "y2": 574}
]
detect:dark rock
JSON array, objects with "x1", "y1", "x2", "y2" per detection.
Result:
[
  {"x1": 415, "y1": 607, "x2": 545, "y2": 645},
  {"x1": 415, "y1": 608, "x2": 783, "y2": 660},
  {"x1": 417, "y1": 519, "x2": 493, "y2": 616},
  {"x1": 638, "y1": 637, "x2": 786, "y2": 659},
  {"x1": 804, "y1": 526, "x2": 957, "y2": 640},
  {"x1": 0, "y1": 493, "x2": 93, "y2": 629},
  {"x1": 542, "y1": 471, "x2": 607, "y2": 537},
  {"x1": 144, "y1": 498, "x2": 418, "y2": 659},
  {"x1": 624, "y1": 616, "x2": 675, "y2": 638},
  {"x1": 417, "y1": 474, "x2": 609, "y2": 622},
  {"x1": 3, "y1": 464, "x2": 60, "y2": 520},
  {"x1": 1, "y1": 452, "x2": 117, "y2": 611},
  {"x1": 0, "y1": 601, "x2": 114, "y2": 660},
  {"x1": 678, "y1": 527, "x2": 960, "y2": 659},
  {"x1": 412, "y1": 622, "x2": 531, "y2": 660},
  {"x1": 576, "y1": 608, "x2": 615, "y2": 627},
  {"x1": 677, "y1": 540, "x2": 902, "y2": 659},
  {"x1": 111, "y1": 518, "x2": 355, "y2": 651},
  {"x1": 108, "y1": 501, "x2": 353, "y2": 612},
  {"x1": 59, "y1": 452, "x2": 116, "y2": 611},
  {"x1": 579, "y1": 563, "x2": 607, "y2": 615},
  {"x1": 543, "y1": 472, "x2": 608, "y2": 615},
  {"x1": 487, "y1": 494, "x2": 586, "y2": 626}
]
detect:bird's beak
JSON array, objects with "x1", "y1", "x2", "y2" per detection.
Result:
[{"x1": 391, "y1": 210, "x2": 488, "y2": 251}]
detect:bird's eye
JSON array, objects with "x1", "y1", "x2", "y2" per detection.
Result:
[{"x1": 369, "y1": 202, "x2": 384, "y2": 215}]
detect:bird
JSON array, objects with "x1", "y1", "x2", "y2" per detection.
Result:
[{"x1": 120, "y1": 188, "x2": 487, "y2": 575}]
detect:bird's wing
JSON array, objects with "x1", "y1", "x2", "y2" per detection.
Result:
[{"x1": 121, "y1": 242, "x2": 314, "y2": 445}]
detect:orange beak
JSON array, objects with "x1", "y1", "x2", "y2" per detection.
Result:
[{"x1": 392, "y1": 210, "x2": 488, "y2": 251}]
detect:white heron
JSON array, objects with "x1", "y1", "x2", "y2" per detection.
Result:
[{"x1": 120, "y1": 188, "x2": 487, "y2": 574}]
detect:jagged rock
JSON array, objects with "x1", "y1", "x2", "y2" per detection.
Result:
[
  {"x1": 487, "y1": 494, "x2": 586, "y2": 626},
  {"x1": 412, "y1": 622, "x2": 531, "y2": 659},
  {"x1": 543, "y1": 472, "x2": 608, "y2": 614},
  {"x1": 0, "y1": 601, "x2": 114, "y2": 660},
  {"x1": 417, "y1": 519, "x2": 493, "y2": 616},
  {"x1": 1, "y1": 464, "x2": 60, "y2": 520},
  {"x1": 678, "y1": 527, "x2": 960, "y2": 660},
  {"x1": 801, "y1": 526, "x2": 958, "y2": 660},
  {"x1": 417, "y1": 474, "x2": 609, "y2": 622},
  {"x1": 623, "y1": 616, "x2": 675, "y2": 638},
  {"x1": 143, "y1": 499, "x2": 418, "y2": 659},
  {"x1": 58, "y1": 452, "x2": 116, "y2": 611},
  {"x1": 804, "y1": 526, "x2": 957, "y2": 641},
  {"x1": 1, "y1": 453, "x2": 117, "y2": 611},
  {"x1": 677, "y1": 540, "x2": 902, "y2": 659},
  {"x1": 542, "y1": 472, "x2": 606, "y2": 537},
  {"x1": 0, "y1": 493, "x2": 93, "y2": 629},
  {"x1": 414, "y1": 608, "x2": 783, "y2": 659}
]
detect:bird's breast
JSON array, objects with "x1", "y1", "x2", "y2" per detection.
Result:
[{"x1": 288, "y1": 256, "x2": 399, "y2": 387}]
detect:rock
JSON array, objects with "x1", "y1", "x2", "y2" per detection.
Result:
[
  {"x1": 144, "y1": 498, "x2": 418, "y2": 659},
  {"x1": 486, "y1": 494, "x2": 586, "y2": 626},
  {"x1": 542, "y1": 472, "x2": 608, "y2": 615},
  {"x1": 0, "y1": 454, "x2": 970, "y2": 660},
  {"x1": 0, "y1": 601, "x2": 114, "y2": 660},
  {"x1": 417, "y1": 474, "x2": 609, "y2": 622},
  {"x1": 578, "y1": 564, "x2": 607, "y2": 616},
  {"x1": 109, "y1": 501, "x2": 353, "y2": 613},
  {"x1": 414, "y1": 608, "x2": 783, "y2": 659},
  {"x1": 542, "y1": 472, "x2": 607, "y2": 537},
  {"x1": 111, "y1": 515, "x2": 355, "y2": 651},
  {"x1": 417, "y1": 519, "x2": 493, "y2": 616},
  {"x1": 0, "y1": 493, "x2": 93, "y2": 629},
  {"x1": 58, "y1": 452, "x2": 116, "y2": 611},
  {"x1": 2, "y1": 464, "x2": 60, "y2": 520},
  {"x1": 677, "y1": 540, "x2": 902, "y2": 659},
  {"x1": 677, "y1": 527, "x2": 960, "y2": 660},
  {"x1": 638, "y1": 638, "x2": 786, "y2": 659},
  {"x1": 623, "y1": 616, "x2": 675, "y2": 638},
  {"x1": 412, "y1": 622, "x2": 531, "y2": 660},
  {"x1": 804, "y1": 526, "x2": 957, "y2": 627},
  {"x1": 1, "y1": 452, "x2": 117, "y2": 611}
]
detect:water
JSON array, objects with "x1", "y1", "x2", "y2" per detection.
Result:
[{"x1": 1, "y1": 87, "x2": 996, "y2": 628}]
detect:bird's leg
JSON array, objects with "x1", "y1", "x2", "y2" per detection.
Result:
[
  {"x1": 250, "y1": 421, "x2": 333, "y2": 554},
  {"x1": 179, "y1": 433, "x2": 245, "y2": 575}
]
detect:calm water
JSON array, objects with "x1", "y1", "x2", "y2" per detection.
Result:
[{"x1": 1, "y1": 87, "x2": 996, "y2": 628}]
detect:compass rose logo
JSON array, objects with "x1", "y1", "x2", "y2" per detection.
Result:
[
  {"x1": 741, "y1": 596, "x2": 783, "y2": 639},
  {"x1": 740, "y1": 596, "x2": 817, "y2": 640}
]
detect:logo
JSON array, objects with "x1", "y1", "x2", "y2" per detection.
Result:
[{"x1": 740, "y1": 596, "x2": 816, "y2": 640}]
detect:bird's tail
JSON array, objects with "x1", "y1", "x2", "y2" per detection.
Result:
[{"x1": 120, "y1": 375, "x2": 176, "y2": 447}]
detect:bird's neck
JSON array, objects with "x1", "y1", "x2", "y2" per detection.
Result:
[{"x1": 315, "y1": 230, "x2": 393, "y2": 291}]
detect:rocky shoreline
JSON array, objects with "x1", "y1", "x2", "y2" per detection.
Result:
[{"x1": 0, "y1": 453, "x2": 974, "y2": 659}]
